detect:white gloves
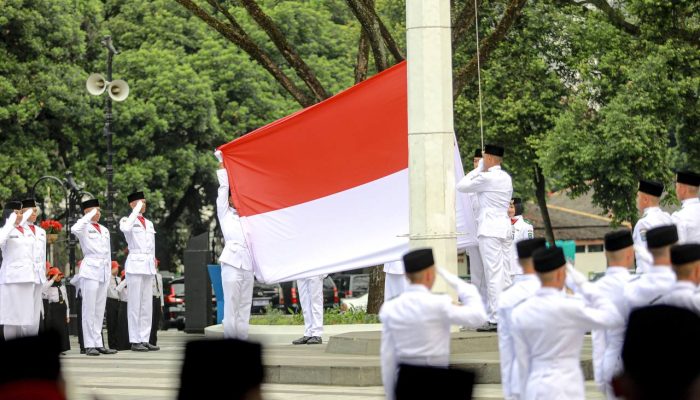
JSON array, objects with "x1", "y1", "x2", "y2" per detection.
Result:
[
  {"x1": 566, "y1": 263, "x2": 588, "y2": 288},
  {"x1": 20, "y1": 209, "x2": 33, "y2": 225},
  {"x1": 83, "y1": 208, "x2": 98, "y2": 221},
  {"x1": 3, "y1": 212, "x2": 17, "y2": 228},
  {"x1": 476, "y1": 157, "x2": 485, "y2": 172},
  {"x1": 131, "y1": 200, "x2": 143, "y2": 215},
  {"x1": 214, "y1": 150, "x2": 223, "y2": 162},
  {"x1": 438, "y1": 267, "x2": 478, "y2": 302}
]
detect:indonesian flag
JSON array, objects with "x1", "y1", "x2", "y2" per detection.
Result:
[{"x1": 219, "y1": 61, "x2": 476, "y2": 283}]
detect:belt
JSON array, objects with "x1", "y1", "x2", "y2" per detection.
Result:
[
  {"x1": 128, "y1": 252, "x2": 154, "y2": 256},
  {"x1": 531, "y1": 358, "x2": 580, "y2": 370}
]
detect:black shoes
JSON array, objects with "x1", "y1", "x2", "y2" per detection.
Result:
[
  {"x1": 142, "y1": 342, "x2": 160, "y2": 351},
  {"x1": 96, "y1": 347, "x2": 118, "y2": 354},
  {"x1": 306, "y1": 336, "x2": 323, "y2": 345},
  {"x1": 131, "y1": 343, "x2": 149, "y2": 352},
  {"x1": 292, "y1": 336, "x2": 311, "y2": 345},
  {"x1": 85, "y1": 348, "x2": 100, "y2": 356},
  {"x1": 476, "y1": 322, "x2": 498, "y2": 332}
]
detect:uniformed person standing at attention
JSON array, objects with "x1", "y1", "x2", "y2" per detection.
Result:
[
  {"x1": 511, "y1": 247, "x2": 624, "y2": 400},
  {"x1": 497, "y1": 237, "x2": 546, "y2": 400},
  {"x1": 105, "y1": 261, "x2": 121, "y2": 350},
  {"x1": 632, "y1": 180, "x2": 672, "y2": 274},
  {"x1": 507, "y1": 198, "x2": 534, "y2": 283},
  {"x1": 42, "y1": 267, "x2": 70, "y2": 353},
  {"x1": 671, "y1": 170, "x2": 700, "y2": 244},
  {"x1": 120, "y1": 191, "x2": 159, "y2": 352},
  {"x1": 591, "y1": 229, "x2": 635, "y2": 399},
  {"x1": 464, "y1": 148, "x2": 487, "y2": 306},
  {"x1": 624, "y1": 224, "x2": 677, "y2": 310},
  {"x1": 21, "y1": 198, "x2": 47, "y2": 334},
  {"x1": 292, "y1": 275, "x2": 325, "y2": 345},
  {"x1": 71, "y1": 199, "x2": 117, "y2": 356},
  {"x1": 379, "y1": 248, "x2": 487, "y2": 400},
  {"x1": 0, "y1": 201, "x2": 39, "y2": 339},
  {"x1": 457, "y1": 144, "x2": 513, "y2": 331},
  {"x1": 214, "y1": 150, "x2": 255, "y2": 340},
  {"x1": 653, "y1": 244, "x2": 700, "y2": 314}
]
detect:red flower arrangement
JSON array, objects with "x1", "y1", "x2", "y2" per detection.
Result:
[{"x1": 40, "y1": 219, "x2": 63, "y2": 234}]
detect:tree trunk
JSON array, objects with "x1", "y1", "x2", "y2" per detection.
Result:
[
  {"x1": 534, "y1": 164, "x2": 556, "y2": 244},
  {"x1": 366, "y1": 265, "x2": 385, "y2": 314}
]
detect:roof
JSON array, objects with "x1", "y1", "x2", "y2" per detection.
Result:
[{"x1": 522, "y1": 191, "x2": 627, "y2": 241}]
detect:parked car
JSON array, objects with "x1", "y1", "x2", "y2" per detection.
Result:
[
  {"x1": 251, "y1": 280, "x2": 285, "y2": 314},
  {"x1": 279, "y1": 276, "x2": 339, "y2": 313},
  {"x1": 163, "y1": 277, "x2": 186, "y2": 330},
  {"x1": 332, "y1": 273, "x2": 370, "y2": 299}
]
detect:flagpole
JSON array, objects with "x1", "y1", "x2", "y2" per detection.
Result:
[{"x1": 406, "y1": 0, "x2": 458, "y2": 295}]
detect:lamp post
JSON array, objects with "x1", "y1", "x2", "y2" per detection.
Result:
[{"x1": 86, "y1": 35, "x2": 129, "y2": 260}]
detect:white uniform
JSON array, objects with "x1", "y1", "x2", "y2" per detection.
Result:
[
  {"x1": 591, "y1": 267, "x2": 632, "y2": 399},
  {"x1": 624, "y1": 265, "x2": 676, "y2": 310},
  {"x1": 216, "y1": 169, "x2": 254, "y2": 340},
  {"x1": 43, "y1": 284, "x2": 70, "y2": 319},
  {"x1": 383, "y1": 261, "x2": 407, "y2": 301},
  {"x1": 508, "y1": 217, "x2": 534, "y2": 279},
  {"x1": 120, "y1": 204, "x2": 156, "y2": 344},
  {"x1": 672, "y1": 198, "x2": 700, "y2": 244},
  {"x1": 379, "y1": 283, "x2": 486, "y2": 400},
  {"x1": 297, "y1": 275, "x2": 324, "y2": 337},
  {"x1": 71, "y1": 213, "x2": 111, "y2": 348},
  {"x1": 653, "y1": 281, "x2": 700, "y2": 313},
  {"x1": 107, "y1": 274, "x2": 120, "y2": 300},
  {"x1": 511, "y1": 285, "x2": 623, "y2": 400},
  {"x1": 464, "y1": 168, "x2": 487, "y2": 305},
  {"x1": 632, "y1": 207, "x2": 672, "y2": 274},
  {"x1": 457, "y1": 162, "x2": 513, "y2": 323},
  {"x1": 26, "y1": 223, "x2": 47, "y2": 334},
  {"x1": 152, "y1": 273, "x2": 164, "y2": 307},
  {"x1": 116, "y1": 278, "x2": 128, "y2": 301},
  {"x1": 0, "y1": 217, "x2": 41, "y2": 339},
  {"x1": 497, "y1": 274, "x2": 540, "y2": 400}
]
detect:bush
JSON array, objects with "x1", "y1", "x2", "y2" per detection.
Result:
[{"x1": 248, "y1": 306, "x2": 379, "y2": 325}]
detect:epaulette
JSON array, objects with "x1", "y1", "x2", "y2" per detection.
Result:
[{"x1": 523, "y1": 218, "x2": 534, "y2": 226}]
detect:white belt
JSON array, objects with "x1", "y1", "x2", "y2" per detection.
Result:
[
  {"x1": 129, "y1": 252, "x2": 153, "y2": 256},
  {"x1": 531, "y1": 358, "x2": 580, "y2": 370}
]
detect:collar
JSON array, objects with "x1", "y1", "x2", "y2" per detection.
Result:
[
  {"x1": 514, "y1": 274, "x2": 539, "y2": 283},
  {"x1": 487, "y1": 165, "x2": 502, "y2": 172},
  {"x1": 537, "y1": 287, "x2": 563, "y2": 296},
  {"x1": 673, "y1": 281, "x2": 697, "y2": 291},
  {"x1": 649, "y1": 265, "x2": 674, "y2": 274},
  {"x1": 606, "y1": 266, "x2": 631, "y2": 275},
  {"x1": 642, "y1": 206, "x2": 661, "y2": 216},
  {"x1": 682, "y1": 197, "x2": 699, "y2": 207},
  {"x1": 406, "y1": 284, "x2": 431, "y2": 293}
]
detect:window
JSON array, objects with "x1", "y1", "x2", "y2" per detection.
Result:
[
  {"x1": 575, "y1": 245, "x2": 586, "y2": 253},
  {"x1": 588, "y1": 244, "x2": 604, "y2": 253}
]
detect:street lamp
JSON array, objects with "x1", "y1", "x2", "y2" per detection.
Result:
[{"x1": 86, "y1": 35, "x2": 129, "y2": 260}]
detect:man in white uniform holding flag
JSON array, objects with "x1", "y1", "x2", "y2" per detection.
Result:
[
  {"x1": 214, "y1": 150, "x2": 255, "y2": 340},
  {"x1": 457, "y1": 144, "x2": 512, "y2": 331},
  {"x1": 120, "y1": 191, "x2": 159, "y2": 352}
]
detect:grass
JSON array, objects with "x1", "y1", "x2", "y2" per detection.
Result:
[{"x1": 249, "y1": 306, "x2": 380, "y2": 325}]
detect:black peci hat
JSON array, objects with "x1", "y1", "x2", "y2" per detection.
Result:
[
  {"x1": 21, "y1": 198, "x2": 36, "y2": 208},
  {"x1": 646, "y1": 225, "x2": 678, "y2": 249},
  {"x1": 671, "y1": 244, "x2": 700, "y2": 266},
  {"x1": 532, "y1": 247, "x2": 566, "y2": 273},
  {"x1": 4, "y1": 200, "x2": 22, "y2": 210},
  {"x1": 677, "y1": 171, "x2": 700, "y2": 187},
  {"x1": 403, "y1": 248, "x2": 434, "y2": 273},
  {"x1": 638, "y1": 179, "x2": 664, "y2": 197},
  {"x1": 81, "y1": 198, "x2": 100, "y2": 210},
  {"x1": 604, "y1": 229, "x2": 634, "y2": 252},
  {"x1": 127, "y1": 191, "x2": 145, "y2": 203},
  {"x1": 516, "y1": 238, "x2": 547, "y2": 259},
  {"x1": 484, "y1": 144, "x2": 504, "y2": 157},
  {"x1": 473, "y1": 148, "x2": 482, "y2": 158}
]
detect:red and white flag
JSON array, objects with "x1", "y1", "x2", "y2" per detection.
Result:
[{"x1": 219, "y1": 62, "x2": 476, "y2": 283}]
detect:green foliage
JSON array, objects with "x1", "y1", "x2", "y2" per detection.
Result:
[{"x1": 249, "y1": 306, "x2": 380, "y2": 325}]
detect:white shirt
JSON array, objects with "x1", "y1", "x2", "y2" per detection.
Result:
[
  {"x1": 120, "y1": 207, "x2": 156, "y2": 275},
  {"x1": 42, "y1": 283, "x2": 70, "y2": 318},
  {"x1": 456, "y1": 163, "x2": 513, "y2": 239},
  {"x1": 379, "y1": 283, "x2": 486, "y2": 400},
  {"x1": 654, "y1": 281, "x2": 700, "y2": 314},
  {"x1": 152, "y1": 273, "x2": 164, "y2": 307},
  {"x1": 632, "y1": 207, "x2": 673, "y2": 274},
  {"x1": 511, "y1": 285, "x2": 623, "y2": 400},
  {"x1": 0, "y1": 221, "x2": 36, "y2": 284},
  {"x1": 591, "y1": 266, "x2": 632, "y2": 391},
  {"x1": 25, "y1": 224, "x2": 47, "y2": 284},
  {"x1": 116, "y1": 278, "x2": 128, "y2": 301},
  {"x1": 509, "y1": 217, "x2": 534, "y2": 276},
  {"x1": 624, "y1": 265, "x2": 676, "y2": 310},
  {"x1": 216, "y1": 169, "x2": 253, "y2": 271},
  {"x1": 107, "y1": 275, "x2": 121, "y2": 300},
  {"x1": 672, "y1": 198, "x2": 700, "y2": 244},
  {"x1": 71, "y1": 214, "x2": 111, "y2": 282},
  {"x1": 497, "y1": 274, "x2": 540, "y2": 400}
]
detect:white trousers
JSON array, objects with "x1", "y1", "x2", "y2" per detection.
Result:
[
  {"x1": 297, "y1": 276, "x2": 324, "y2": 337},
  {"x1": 221, "y1": 264, "x2": 254, "y2": 340},
  {"x1": 126, "y1": 273, "x2": 153, "y2": 344},
  {"x1": 466, "y1": 246, "x2": 487, "y2": 310},
  {"x1": 384, "y1": 273, "x2": 407, "y2": 301},
  {"x1": 2, "y1": 283, "x2": 41, "y2": 340},
  {"x1": 81, "y1": 278, "x2": 109, "y2": 348},
  {"x1": 478, "y1": 236, "x2": 508, "y2": 323}
]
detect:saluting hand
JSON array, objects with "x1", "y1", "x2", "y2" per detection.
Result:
[
  {"x1": 3, "y1": 212, "x2": 17, "y2": 227},
  {"x1": 214, "y1": 150, "x2": 223, "y2": 162}
]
